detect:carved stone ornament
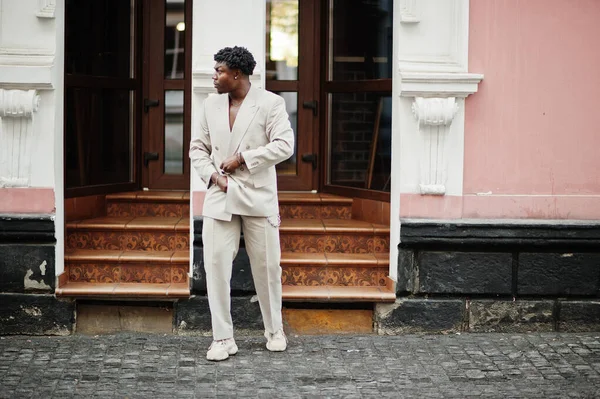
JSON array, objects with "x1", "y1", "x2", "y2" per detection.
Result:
[
  {"x1": 37, "y1": 0, "x2": 56, "y2": 18},
  {"x1": 0, "y1": 89, "x2": 41, "y2": 187},
  {"x1": 399, "y1": 0, "x2": 420, "y2": 24},
  {"x1": 412, "y1": 97, "x2": 458, "y2": 195}
]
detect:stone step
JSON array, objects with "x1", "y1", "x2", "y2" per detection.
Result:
[
  {"x1": 66, "y1": 216, "x2": 189, "y2": 251},
  {"x1": 278, "y1": 192, "x2": 353, "y2": 219},
  {"x1": 106, "y1": 191, "x2": 189, "y2": 218},
  {"x1": 57, "y1": 249, "x2": 190, "y2": 299},
  {"x1": 55, "y1": 282, "x2": 189, "y2": 298},
  {"x1": 281, "y1": 252, "x2": 389, "y2": 286},
  {"x1": 63, "y1": 249, "x2": 189, "y2": 284},
  {"x1": 279, "y1": 219, "x2": 389, "y2": 253},
  {"x1": 282, "y1": 280, "x2": 396, "y2": 302}
]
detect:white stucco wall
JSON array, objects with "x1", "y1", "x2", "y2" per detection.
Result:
[
  {"x1": 0, "y1": 0, "x2": 58, "y2": 188},
  {"x1": 0, "y1": 0, "x2": 64, "y2": 274}
]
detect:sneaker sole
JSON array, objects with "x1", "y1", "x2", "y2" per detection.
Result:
[
  {"x1": 206, "y1": 352, "x2": 229, "y2": 361},
  {"x1": 266, "y1": 343, "x2": 287, "y2": 352},
  {"x1": 207, "y1": 345, "x2": 238, "y2": 361}
]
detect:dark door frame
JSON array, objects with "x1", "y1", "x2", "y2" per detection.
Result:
[
  {"x1": 268, "y1": 0, "x2": 320, "y2": 192},
  {"x1": 141, "y1": 0, "x2": 192, "y2": 190}
]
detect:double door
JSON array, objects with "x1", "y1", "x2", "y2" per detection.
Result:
[{"x1": 142, "y1": 0, "x2": 320, "y2": 191}]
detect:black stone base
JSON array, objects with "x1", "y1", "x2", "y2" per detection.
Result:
[
  {"x1": 376, "y1": 298, "x2": 600, "y2": 334},
  {"x1": 375, "y1": 298, "x2": 465, "y2": 334},
  {"x1": 0, "y1": 215, "x2": 56, "y2": 293},
  {"x1": 175, "y1": 295, "x2": 263, "y2": 335},
  {"x1": 468, "y1": 300, "x2": 555, "y2": 333},
  {"x1": 400, "y1": 219, "x2": 600, "y2": 297},
  {"x1": 0, "y1": 293, "x2": 74, "y2": 335},
  {"x1": 559, "y1": 300, "x2": 600, "y2": 332}
]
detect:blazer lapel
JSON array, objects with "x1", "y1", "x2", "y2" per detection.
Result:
[
  {"x1": 212, "y1": 94, "x2": 231, "y2": 154},
  {"x1": 228, "y1": 85, "x2": 259, "y2": 155}
]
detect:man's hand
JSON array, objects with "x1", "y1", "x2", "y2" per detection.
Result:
[
  {"x1": 211, "y1": 172, "x2": 228, "y2": 192},
  {"x1": 219, "y1": 153, "x2": 244, "y2": 174},
  {"x1": 216, "y1": 175, "x2": 228, "y2": 192}
]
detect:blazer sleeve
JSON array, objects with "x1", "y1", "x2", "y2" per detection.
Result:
[
  {"x1": 241, "y1": 95, "x2": 295, "y2": 175},
  {"x1": 189, "y1": 100, "x2": 219, "y2": 188}
]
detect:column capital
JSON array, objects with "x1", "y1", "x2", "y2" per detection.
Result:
[{"x1": 0, "y1": 89, "x2": 41, "y2": 118}]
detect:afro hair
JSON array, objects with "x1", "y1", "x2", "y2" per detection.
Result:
[{"x1": 214, "y1": 46, "x2": 257, "y2": 76}]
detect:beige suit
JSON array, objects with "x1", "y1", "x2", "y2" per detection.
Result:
[{"x1": 190, "y1": 86, "x2": 294, "y2": 340}]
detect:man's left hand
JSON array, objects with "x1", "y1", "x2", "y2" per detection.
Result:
[{"x1": 220, "y1": 155, "x2": 241, "y2": 174}]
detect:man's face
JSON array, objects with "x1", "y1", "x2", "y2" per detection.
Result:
[{"x1": 212, "y1": 62, "x2": 238, "y2": 94}]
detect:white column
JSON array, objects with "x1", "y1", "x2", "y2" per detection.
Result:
[
  {"x1": 0, "y1": 0, "x2": 62, "y2": 273},
  {"x1": 390, "y1": 0, "x2": 483, "y2": 280}
]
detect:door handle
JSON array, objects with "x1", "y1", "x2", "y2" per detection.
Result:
[
  {"x1": 143, "y1": 152, "x2": 159, "y2": 167},
  {"x1": 302, "y1": 100, "x2": 318, "y2": 116},
  {"x1": 301, "y1": 153, "x2": 318, "y2": 170},
  {"x1": 144, "y1": 98, "x2": 160, "y2": 113}
]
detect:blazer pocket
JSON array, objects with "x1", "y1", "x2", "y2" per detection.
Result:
[{"x1": 253, "y1": 169, "x2": 273, "y2": 188}]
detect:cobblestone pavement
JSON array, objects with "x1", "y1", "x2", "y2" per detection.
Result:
[{"x1": 1, "y1": 332, "x2": 599, "y2": 398}]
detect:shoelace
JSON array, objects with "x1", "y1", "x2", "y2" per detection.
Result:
[{"x1": 209, "y1": 339, "x2": 230, "y2": 350}]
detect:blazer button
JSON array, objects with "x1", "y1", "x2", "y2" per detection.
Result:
[
  {"x1": 215, "y1": 146, "x2": 219, "y2": 151},
  {"x1": 246, "y1": 145, "x2": 250, "y2": 150},
  {"x1": 240, "y1": 166, "x2": 245, "y2": 171}
]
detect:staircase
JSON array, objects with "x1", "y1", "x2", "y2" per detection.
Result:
[
  {"x1": 57, "y1": 191, "x2": 191, "y2": 298},
  {"x1": 278, "y1": 193, "x2": 395, "y2": 302},
  {"x1": 57, "y1": 191, "x2": 395, "y2": 302}
]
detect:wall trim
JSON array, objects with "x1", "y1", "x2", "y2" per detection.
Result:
[
  {"x1": 400, "y1": 218, "x2": 600, "y2": 247},
  {"x1": 0, "y1": 214, "x2": 55, "y2": 243},
  {"x1": 400, "y1": 71, "x2": 484, "y2": 98}
]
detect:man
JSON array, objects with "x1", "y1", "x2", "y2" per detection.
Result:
[{"x1": 189, "y1": 46, "x2": 294, "y2": 361}]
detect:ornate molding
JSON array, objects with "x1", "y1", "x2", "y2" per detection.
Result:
[
  {"x1": 0, "y1": 89, "x2": 41, "y2": 187},
  {"x1": 399, "y1": 0, "x2": 420, "y2": 24},
  {"x1": 36, "y1": 0, "x2": 56, "y2": 18},
  {"x1": 0, "y1": 48, "x2": 55, "y2": 90},
  {"x1": 412, "y1": 97, "x2": 458, "y2": 196},
  {"x1": 192, "y1": 70, "x2": 216, "y2": 94},
  {"x1": 400, "y1": 72, "x2": 484, "y2": 98}
]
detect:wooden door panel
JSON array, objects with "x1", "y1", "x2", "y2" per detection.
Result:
[
  {"x1": 267, "y1": 0, "x2": 320, "y2": 191},
  {"x1": 142, "y1": 0, "x2": 191, "y2": 190}
]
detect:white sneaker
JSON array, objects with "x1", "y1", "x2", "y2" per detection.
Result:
[
  {"x1": 265, "y1": 329, "x2": 287, "y2": 352},
  {"x1": 206, "y1": 338, "x2": 238, "y2": 361}
]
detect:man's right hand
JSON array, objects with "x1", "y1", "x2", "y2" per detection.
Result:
[
  {"x1": 216, "y1": 175, "x2": 228, "y2": 192},
  {"x1": 210, "y1": 172, "x2": 228, "y2": 192}
]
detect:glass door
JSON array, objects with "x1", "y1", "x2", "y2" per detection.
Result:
[
  {"x1": 266, "y1": 0, "x2": 319, "y2": 191},
  {"x1": 142, "y1": 0, "x2": 192, "y2": 190},
  {"x1": 64, "y1": 0, "x2": 140, "y2": 197},
  {"x1": 321, "y1": 0, "x2": 393, "y2": 201}
]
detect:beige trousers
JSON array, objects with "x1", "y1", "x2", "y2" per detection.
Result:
[{"x1": 202, "y1": 215, "x2": 283, "y2": 340}]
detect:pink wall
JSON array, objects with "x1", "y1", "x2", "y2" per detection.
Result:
[
  {"x1": 462, "y1": 0, "x2": 600, "y2": 219},
  {"x1": 0, "y1": 188, "x2": 55, "y2": 214}
]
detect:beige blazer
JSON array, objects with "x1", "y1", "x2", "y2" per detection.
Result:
[{"x1": 190, "y1": 86, "x2": 294, "y2": 221}]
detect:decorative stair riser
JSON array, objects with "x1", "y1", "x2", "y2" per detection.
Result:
[
  {"x1": 66, "y1": 231, "x2": 189, "y2": 251},
  {"x1": 280, "y1": 234, "x2": 389, "y2": 253},
  {"x1": 107, "y1": 202, "x2": 190, "y2": 218}
]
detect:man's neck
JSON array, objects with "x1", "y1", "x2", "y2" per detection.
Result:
[{"x1": 229, "y1": 81, "x2": 251, "y2": 102}]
